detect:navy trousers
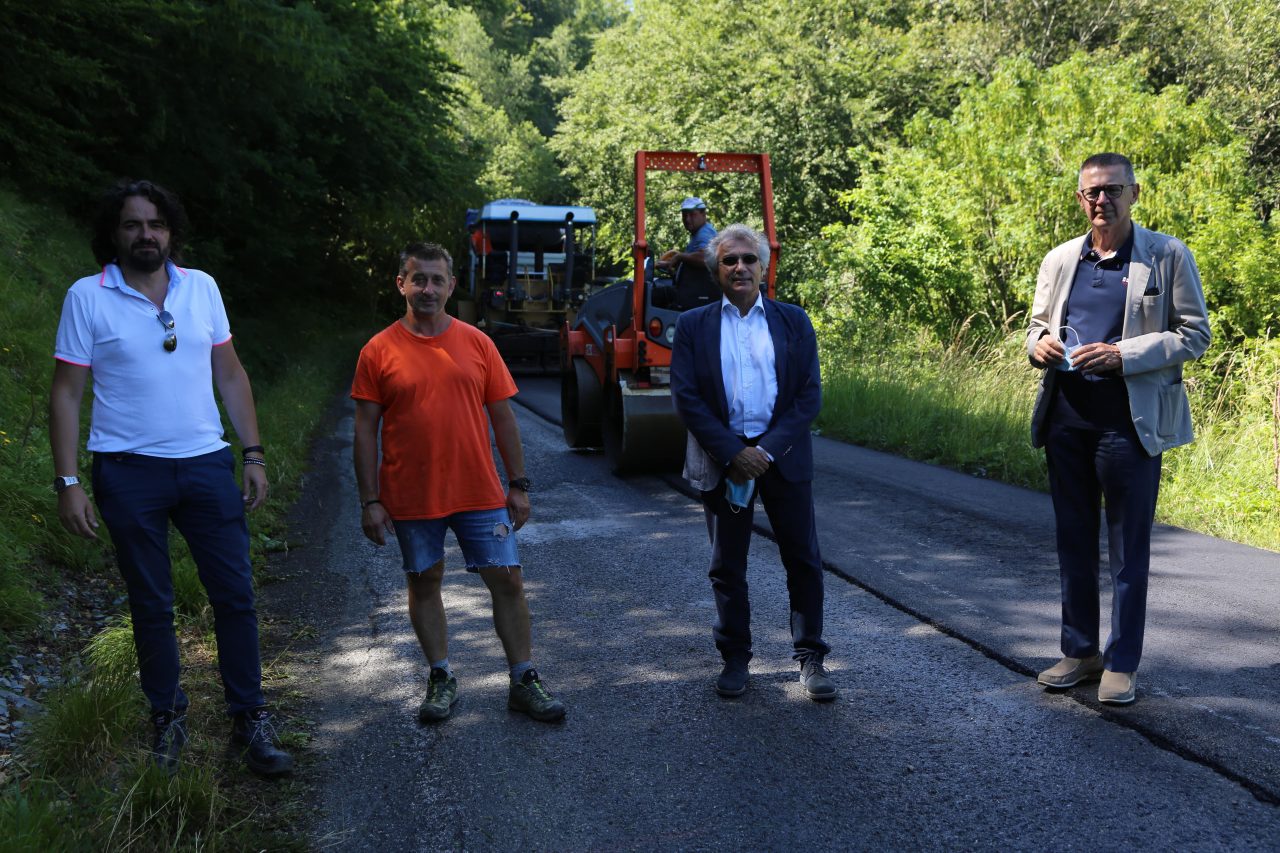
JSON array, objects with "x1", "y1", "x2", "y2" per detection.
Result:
[
  {"x1": 701, "y1": 465, "x2": 830, "y2": 665},
  {"x1": 1045, "y1": 421, "x2": 1162, "y2": 673},
  {"x1": 92, "y1": 448, "x2": 264, "y2": 715}
]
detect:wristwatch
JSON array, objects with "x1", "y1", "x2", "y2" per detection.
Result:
[
  {"x1": 508, "y1": 477, "x2": 532, "y2": 492},
  {"x1": 54, "y1": 475, "x2": 80, "y2": 493}
]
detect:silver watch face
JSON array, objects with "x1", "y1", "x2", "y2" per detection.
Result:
[{"x1": 54, "y1": 476, "x2": 79, "y2": 492}]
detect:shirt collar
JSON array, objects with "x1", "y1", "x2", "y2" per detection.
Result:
[
  {"x1": 1081, "y1": 228, "x2": 1134, "y2": 263},
  {"x1": 721, "y1": 291, "x2": 765, "y2": 317},
  {"x1": 99, "y1": 260, "x2": 187, "y2": 289}
]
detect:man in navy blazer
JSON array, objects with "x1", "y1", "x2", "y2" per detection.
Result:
[{"x1": 671, "y1": 223, "x2": 835, "y2": 701}]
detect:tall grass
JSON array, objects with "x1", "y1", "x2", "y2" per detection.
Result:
[
  {"x1": 817, "y1": 326, "x2": 1280, "y2": 552},
  {"x1": 0, "y1": 185, "x2": 364, "y2": 848}
]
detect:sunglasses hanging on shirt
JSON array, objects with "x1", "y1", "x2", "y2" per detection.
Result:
[{"x1": 157, "y1": 310, "x2": 177, "y2": 352}]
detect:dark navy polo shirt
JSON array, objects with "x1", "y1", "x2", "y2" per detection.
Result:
[{"x1": 1051, "y1": 230, "x2": 1133, "y2": 429}]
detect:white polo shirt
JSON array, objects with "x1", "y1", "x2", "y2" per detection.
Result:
[{"x1": 54, "y1": 261, "x2": 233, "y2": 457}]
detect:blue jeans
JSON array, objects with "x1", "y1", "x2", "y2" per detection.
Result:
[
  {"x1": 393, "y1": 508, "x2": 520, "y2": 573},
  {"x1": 92, "y1": 448, "x2": 264, "y2": 715}
]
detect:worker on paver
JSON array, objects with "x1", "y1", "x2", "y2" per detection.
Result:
[
  {"x1": 1028, "y1": 152, "x2": 1211, "y2": 705},
  {"x1": 671, "y1": 223, "x2": 837, "y2": 702},
  {"x1": 351, "y1": 241, "x2": 566, "y2": 724},
  {"x1": 656, "y1": 196, "x2": 717, "y2": 274}
]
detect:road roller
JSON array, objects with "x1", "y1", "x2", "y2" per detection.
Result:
[{"x1": 559, "y1": 151, "x2": 779, "y2": 473}]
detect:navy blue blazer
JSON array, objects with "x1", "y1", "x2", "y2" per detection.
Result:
[{"x1": 671, "y1": 297, "x2": 822, "y2": 483}]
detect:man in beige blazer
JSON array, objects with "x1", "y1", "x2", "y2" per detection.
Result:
[{"x1": 1026, "y1": 153, "x2": 1211, "y2": 705}]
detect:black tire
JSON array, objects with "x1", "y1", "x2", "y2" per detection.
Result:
[
  {"x1": 562, "y1": 357, "x2": 602, "y2": 448},
  {"x1": 602, "y1": 379, "x2": 628, "y2": 471}
]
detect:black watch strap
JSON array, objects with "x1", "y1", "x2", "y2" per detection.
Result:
[{"x1": 508, "y1": 477, "x2": 532, "y2": 492}]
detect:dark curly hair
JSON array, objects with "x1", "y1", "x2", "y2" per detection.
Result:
[{"x1": 91, "y1": 179, "x2": 190, "y2": 266}]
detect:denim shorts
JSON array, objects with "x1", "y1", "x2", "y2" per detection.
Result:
[{"x1": 393, "y1": 507, "x2": 520, "y2": 573}]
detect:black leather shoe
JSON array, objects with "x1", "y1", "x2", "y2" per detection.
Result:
[
  {"x1": 714, "y1": 660, "x2": 749, "y2": 697},
  {"x1": 150, "y1": 709, "x2": 188, "y2": 775},
  {"x1": 800, "y1": 659, "x2": 838, "y2": 701},
  {"x1": 231, "y1": 708, "x2": 294, "y2": 777}
]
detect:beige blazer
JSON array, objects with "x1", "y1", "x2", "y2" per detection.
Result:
[{"x1": 1026, "y1": 224, "x2": 1211, "y2": 456}]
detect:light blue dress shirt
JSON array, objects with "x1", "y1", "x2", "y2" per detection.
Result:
[{"x1": 719, "y1": 293, "x2": 776, "y2": 439}]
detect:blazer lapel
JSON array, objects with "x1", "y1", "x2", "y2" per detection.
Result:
[
  {"x1": 765, "y1": 299, "x2": 788, "y2": 396},
  {"x1": 1052, "y1": 235, "x2": 1088, "y2": 332},
  {"x1": 705, "y1": 304, "x2": 731, "y2": 422},
  {"x1": 1121, "y1": 225, "x2": 1152, "y2": 338}
]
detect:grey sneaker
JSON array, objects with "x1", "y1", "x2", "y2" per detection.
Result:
[
  {"x1": 1037, "y1": 655, "x2": 1104, "y2": 688},
  {"x1": 799, "y1": 659, "x2": 838, "y2": 701},
  {"x1": 508, "y1": 669, "x2": 566, "y2": 722},
  {"x1": 418, "y1": 667, "x2": 458, "y2": 723},
  {"x1": 149, "y1": 709, "x2": 188, "y2": 775}
]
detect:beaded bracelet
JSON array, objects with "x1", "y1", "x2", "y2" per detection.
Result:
[{"x1": 243, "y1": 457, "x2": 267, "y2": 468}]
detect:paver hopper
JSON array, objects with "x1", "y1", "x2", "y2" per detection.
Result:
[{"x1": 464, "y1": 199, "x2": 599, "y2": 368}]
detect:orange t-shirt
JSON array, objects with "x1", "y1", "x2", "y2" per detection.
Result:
[{"x1": 351, "y1": 319, "x2": 518, "y2": 519}]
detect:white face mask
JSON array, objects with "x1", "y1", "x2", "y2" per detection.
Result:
[{"x1": 1055, "y1": 325, "x2": 1082, "y2": 372}]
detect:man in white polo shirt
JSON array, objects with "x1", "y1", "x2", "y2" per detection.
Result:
[{"x1": 48, "y1": 179, "x2": 292, "y2": 776}]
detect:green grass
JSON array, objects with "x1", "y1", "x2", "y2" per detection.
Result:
[
  {"x1": 0, "y1": 185, "x2": 108, "y2": 644},
  {"x1": 0, "y1": 184, "x2": 365, "y2": 848},
  {"x1": 817, "y1": 326, "x2": 1280, "y2": 552}
]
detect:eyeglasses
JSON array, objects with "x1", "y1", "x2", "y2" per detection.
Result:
[
  {"x1": 1079, "y1": 184, "x2": 1131, "y2": 202},
  {"x1": 720, "y1": 253, "x2": 759, "y2": 267},
  {"x1": 157, "y1": 310, "x2": 177, "y2": 352}
]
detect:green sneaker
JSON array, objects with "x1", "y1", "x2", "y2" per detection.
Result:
[
  {"x1": 418, "y1": 667, "x2": 458, "y2": 723},
  {"x1": 508, "y1": 669, "x2": 566, "y2": 722}
]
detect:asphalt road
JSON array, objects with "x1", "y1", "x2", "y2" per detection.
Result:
[{"x1": 274, "y1": 375, "x2": 1280, "y2": 851}]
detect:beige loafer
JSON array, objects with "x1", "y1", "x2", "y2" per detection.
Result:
[
  {"x1": 1098, "y1": 670, "x2": 1137, "y2": 705},
  {"x1": 1037, "y1": 655, "x2": 1104, "y2": 688}
]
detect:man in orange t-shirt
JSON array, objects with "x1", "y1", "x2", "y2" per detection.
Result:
[{"x1": 351, "y1": 242, "x2": 566, "y2": 724}]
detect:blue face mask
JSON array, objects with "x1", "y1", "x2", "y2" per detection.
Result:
[
  {"x1": 725, "y1": 478, "x2": 755, "y2": 511},
  {"x1": 1055, "y1": 325, "x2": 1082, "y2": 372}
]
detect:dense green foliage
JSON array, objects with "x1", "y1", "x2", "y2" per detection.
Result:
[
  {"x1": 0, "y1": 0, "x2": 464, "y2": 304},
  {"x1": 443, "y1": 0, "x2": 626, "y2": 203},
  {"x1": 805, "y1": 53, "x2": 1280, "y2": 344}
]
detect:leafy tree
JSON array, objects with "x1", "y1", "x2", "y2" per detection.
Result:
[
  {"x1": 803, "y1": 52, "x2": 1278, "y2": 343},
  {"x1": 0, "y1": 0, "x2": 466, "y2": 315},
  {"x1": 551, "y1": 0, "x2": 1008, "y2": 283},
  {"x1": 440, "y1": 0, "x2": 624, "y2": 211}
]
